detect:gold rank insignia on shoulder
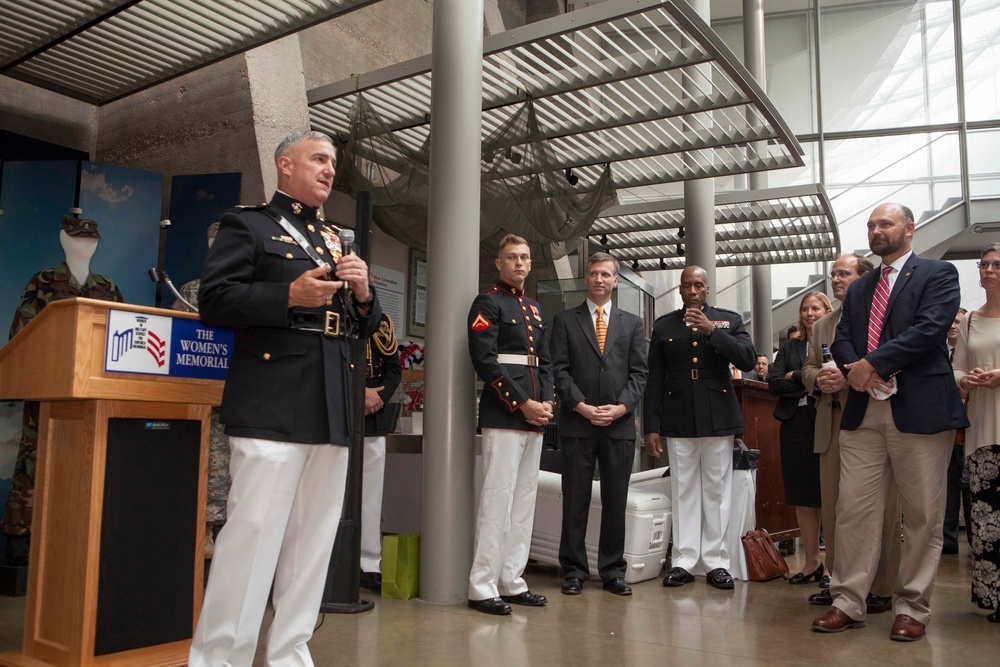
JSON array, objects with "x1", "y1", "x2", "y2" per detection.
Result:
[
  {"x1": 291, "y1": 201, "x2": 303, "y2": 215},
  {"x1": 320, "y1": 227, "x2": 343, "y2": 261},
  {"x1": 710, "y1": 320, "x2": 731, "y2": 328}
]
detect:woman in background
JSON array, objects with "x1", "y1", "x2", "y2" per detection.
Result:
[
  {"x1": 770, "y1": 291, "x2": 832, "y2": 584},
  {"x1": 953, "y1": 242, "x2": 1000, "y2": 623}
]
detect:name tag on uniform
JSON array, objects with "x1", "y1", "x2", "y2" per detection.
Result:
[{"x1": 710, "y1": 320, "x2": 731, "y2": 329}]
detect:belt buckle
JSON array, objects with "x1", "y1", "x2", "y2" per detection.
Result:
[
  {"x1": 526, "y1": 354, "x2": 538, "y2": 367},
  {"x1": 691, "y1": 369, "x2": 699, "y2": 380},
  {"x1": 324, "y1": 311, "x2": 341, "y2": 337}
]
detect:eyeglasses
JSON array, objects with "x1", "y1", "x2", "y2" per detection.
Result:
[{"x1": 977, "y1": 261, "x2": 1000, "y2": 271}]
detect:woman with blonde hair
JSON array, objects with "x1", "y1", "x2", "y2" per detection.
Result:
[{"x1": 770, "y1": 291, "x2": 833, "y2": 583}]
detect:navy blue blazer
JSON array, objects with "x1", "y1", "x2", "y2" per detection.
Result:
[{"x1": 831, "y1": 253, "x2": 968, "y2": 434}]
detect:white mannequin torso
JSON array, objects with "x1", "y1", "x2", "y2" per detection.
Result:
[{"x1": 59, "y1": 230, "x2": 98, "y2": 286}]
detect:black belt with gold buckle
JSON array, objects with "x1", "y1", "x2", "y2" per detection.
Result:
[{"x1": 290, "y1": 311, "x2": 344, "y2": 338}]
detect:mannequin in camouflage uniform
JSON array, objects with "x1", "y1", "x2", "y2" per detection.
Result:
[
  {"x1": 3, "y1": 216, "x2": 124, "y2": 565},
  {"x1": 172, "y1": 221, "x2": 230, "y2": 559}
]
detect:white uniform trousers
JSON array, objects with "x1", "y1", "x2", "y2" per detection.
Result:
[
  {"x1": 360, "y1": 435, "x2": 386, "y2": 573},
  {"x1": 468, "y1": 428, "x2": 542, "y2": 601},
  {"x1": 666, "y1": 435, "x2": 733, "y2": 575},
  {"x1": 189, "y1": 436, "x2": 349, "y2": 667}
]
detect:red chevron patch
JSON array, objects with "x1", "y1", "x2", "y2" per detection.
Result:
[{"x1": 471, "y1": 312, "x2": 491, "y2": 331}]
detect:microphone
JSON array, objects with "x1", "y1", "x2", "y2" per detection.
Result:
[
  {"x1": 337, "y1": 228, "x2": 355, "y2": 256},
  {"x1": 148, "y1": 267, "x2": 198, "y2": 313}
]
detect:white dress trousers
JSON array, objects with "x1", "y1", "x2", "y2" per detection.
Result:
[
  {"x1": 468, "y1": 428, "x2": 542, "y2": 601},
  {"x1": 189, "y1": 436, "x2": 349, "y2": 667},
  {"x1": 666, "y1": 435, "x2": 734, "y2": 575},
  {"x1": 360, "y1": 435, "x2": 386, "y2": 573}
]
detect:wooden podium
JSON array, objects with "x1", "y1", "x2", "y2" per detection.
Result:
[
  {"x1": 733, "y1": 378, "x2": 799, "y2": 541},
  {"x1": 0, "y1": 298, "x2": 225, "y2": 667}
]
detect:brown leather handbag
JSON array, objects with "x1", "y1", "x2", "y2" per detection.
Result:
[{"x1": 741, "y1": 528, "x2": 790, "y2": 582}]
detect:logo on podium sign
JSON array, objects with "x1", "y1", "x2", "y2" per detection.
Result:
[{"x1": 105, "y1": 309, "x2": 233, "y2": 380}]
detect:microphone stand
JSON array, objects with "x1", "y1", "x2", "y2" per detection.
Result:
[
  {"x1": 321, "y1": 192, "x2": 374, "y2": 614},
  {"x1": 148, "y1": 268, "x2": 197, "y2": 313}
]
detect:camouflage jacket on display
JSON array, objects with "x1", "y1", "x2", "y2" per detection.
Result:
[{"x1": 10, "y1": 262, "x2": 124, "y2": 339}]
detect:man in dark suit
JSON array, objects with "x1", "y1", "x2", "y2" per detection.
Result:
[
  {"x1": 752, "y1": 354, "x2": 769, "y2": 382},
  {"x1": 812, "y1": 203, "x2": 968, "y2": 642},
  {"x1": 643, "y1": 266, "x2": 757, "y2": 590},
  {"x1": 466, "y1": 234, "x2": 554, "y2": 615},
  {"x1": 193, "y1": 130, "x2": 381, "y2": 665},
  {"x1": 801, "y1": 253, "x2": 899, "y2": 613},
  {"x1": 551, "y1": 252, "x2": 648, "y2": 597}
]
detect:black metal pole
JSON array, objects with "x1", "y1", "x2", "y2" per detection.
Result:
[{"x1": 320, "y1": 191, "x2": 374, "y2": 614}]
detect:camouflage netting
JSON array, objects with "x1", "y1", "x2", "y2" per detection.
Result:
[{"x1": 333, "y1": 93, "x2": 617, "y2": 261}]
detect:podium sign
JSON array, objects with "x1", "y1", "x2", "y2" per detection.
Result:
[{"x1": 104, "y1": 308, "x2": 233, "y2": 380}]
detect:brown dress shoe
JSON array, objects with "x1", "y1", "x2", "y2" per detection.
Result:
[
  {"x1": 890, "y1": 614, "x2": 925, "y2": 641},
  {"x1": 812, "y1": 607, "x2": 865, "y2": 633}
]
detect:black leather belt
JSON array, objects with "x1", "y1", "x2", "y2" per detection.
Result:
[{"x1": 289, "y1": 311, "x2": 345, "y2": 337}]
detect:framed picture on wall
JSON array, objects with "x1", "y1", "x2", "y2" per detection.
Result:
[{"x1": 407, "y1": 249, "x2": 427, "y2": 337}]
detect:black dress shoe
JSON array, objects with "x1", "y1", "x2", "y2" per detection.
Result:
[
  {"x1": 808, "y1": 588, "x2": 833, "y2": 605},
  {"x1": 501, "y1": 591, "x2": 548, "y2": 606},
  {"x1": 561, "y1": 577, "x2": 583, "y2": 595},
  {"x1": 359, "y1": 572, "x2": 382, "y2": 593},
  {"x1": 788, "y1": 562, "x2": 825, "y2": 585},
  {"x1": 818, "y1": 574, "x2": 831, "y2": 589},
  {"x1": 468, "y1": 597, "x2": 512, "y2": 615},
  {"x1": 603, "y1": 578, "x2": 632, "y2": 596},
  {"x1": 942, "y1": 545, "x2": 959, "y2": 555},
  {"x1": 706, "y1": 568, "x2": 735, "y2": 590},
  {"x1": 866, "y1": 594, "x2": 892, "y2": 615},
  {"x1": 663, "y1": 567, "x2": 695, "y2": 587}
]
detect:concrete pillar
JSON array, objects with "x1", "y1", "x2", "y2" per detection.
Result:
[
  {"x1": 684, "y1": 0, "x2": 715, "y2": 287},
  {"x1": 245, "y1": 35, "x2": 310, "y2": 198},
  {"x1": 744, "y1": 0, "x2": 772, "y2": 352},
  {"x1": 420, "y1": 0, "x2": 484, "y2": 605}
]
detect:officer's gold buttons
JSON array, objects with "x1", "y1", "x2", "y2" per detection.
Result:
[
  {"x1": 307, "y1": 224, "x2": 316, "y2": 232},
  {"x1": 692, "y1": 357, "x2": 698, "y2": 363},
  {"x1": 505, "y1": 392, "x2": 510, "y2": 397},
  {"x1": 668, "y1": 338, "x2": 673, "y2": 342},
  {"x1": 723, "y1": 389, "x2": 727, "y2": 393},
  {"x1": 350, "y1": 363, "x2": 355, "y2": 370},
  {"x1": 528, "y1": 325, "x2": 533, "y2": 331},
  {"x1": 511, "y1": 319, "x2": 517, "y2": 323},
  {"x1": 316, "y1": 246, "x2": 325, "y2": 255},
  {"x1": 530, "y1": 347, "x2": 535, "y2": 352},
  {"x1": 263, "y1": 353, "x2": 271, "y2": 361},
  {"x1": 512, "y1": 401, "x2": 518, "y2": 407},
  {"x1": 692, "y1": 341, "x2": 698, "y2": 347},
  {"x1": 285, "y1": 253, "x2": 293, "y2": 259},
  {"x1": 498, "y1": 382, "x2": 503, "y2": 387}
]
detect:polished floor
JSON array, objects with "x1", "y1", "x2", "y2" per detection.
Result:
[{"x1": 0, "y1": 540, "x2": 995, "y2": 666}]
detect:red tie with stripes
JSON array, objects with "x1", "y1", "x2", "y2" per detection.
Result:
[{"x1": 867, "y1": 266, "x2": 893, "y2": 353}]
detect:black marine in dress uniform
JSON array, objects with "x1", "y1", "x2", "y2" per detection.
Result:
[
  {"x1": 643, "y1": 266, "x2": 756, "y2": 590},
  {"x1": 466, "y1": 238, "x2": 554, "y2": 615},
  {"x1": 190, "y1": 131, "x2": 380, "y2": 667}
]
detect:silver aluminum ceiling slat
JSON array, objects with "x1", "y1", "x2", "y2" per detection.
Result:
[
  {"x1": 590, "y1": 185, "x2": 839, "y2": 270},
  {"x1": 308, "y1": 0, "x2": 803, "y2": 200},
  {"x1": 1, "y1": 0, "x2": 380, "y2": 104}
]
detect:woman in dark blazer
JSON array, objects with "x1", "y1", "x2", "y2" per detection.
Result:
[{"x1": 769, "y1": 291, "x2": 832, "y2": 584}]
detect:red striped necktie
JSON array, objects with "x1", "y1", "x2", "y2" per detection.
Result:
[{"x1": 867, "y1": 266, "x2": 893, "y2": 353}]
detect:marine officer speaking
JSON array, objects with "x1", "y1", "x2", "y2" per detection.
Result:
[
  {"x1": 192, "y1": 130, "x2": 381, "y2": 666},
  {"x1": 643, "y1": 265, "x2": 757, "y2": 590},
  {"x1": 466, "y1": 234, "x2": 554, "y2": 616}
]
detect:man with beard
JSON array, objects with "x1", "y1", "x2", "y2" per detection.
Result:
[
  {"x1": 812, "y1": 203, "x2": 967, "y2": 642},
  {"x1": 801, "y1": 253, "x2": 899, "y2": 614},
  {"x1": 643, "y1": 266, "x2": 757, "y2": 590}
]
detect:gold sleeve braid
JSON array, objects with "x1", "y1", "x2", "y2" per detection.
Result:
[{"x1": 366, "y1": 315, "x2": 399, "y2": 376}]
